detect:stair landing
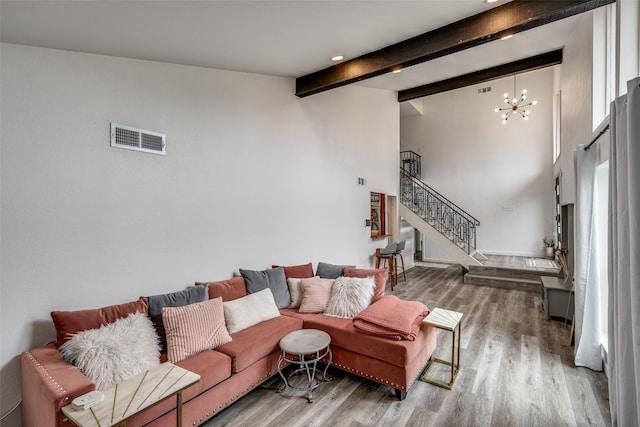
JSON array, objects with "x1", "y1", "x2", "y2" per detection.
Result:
[{"x1": 463, "y1": 254, "x2": 561, "y2": 292}]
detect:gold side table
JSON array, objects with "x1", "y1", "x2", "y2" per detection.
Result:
[
  {"x1": 62, "y1": 363, "x2": 200, "y2": 427},
  {"x1": 420, "y1": 307, "x2": 463, "y2": 390}
]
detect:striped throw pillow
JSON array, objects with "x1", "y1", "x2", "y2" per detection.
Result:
[
  {"x1": 162, "y1": 297, "x2": 231, "y2": 363},
  {"x1": 298, "y1": 278, "x2": 335, "y2": 313}
]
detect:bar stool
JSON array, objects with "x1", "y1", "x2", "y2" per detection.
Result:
[
  {"x1": 375, "y1": 243, "x2": 397, "y2": 290},
  {"x1": 393, "y1": 240, "x2": 407, "y2": 283}
]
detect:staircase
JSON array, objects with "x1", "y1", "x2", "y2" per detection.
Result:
[{"x1": 399, "y1": 151, "x2": 485, "y2": 270}]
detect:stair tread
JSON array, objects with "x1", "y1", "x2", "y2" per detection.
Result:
[{"x1": 464, "y1": 273, "x2": 541, "y2": 284}]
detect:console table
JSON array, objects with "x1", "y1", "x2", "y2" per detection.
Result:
[
  {"x1": 541, "y1": 276, "x2": 574, "y2": 321},
  {"x1": 62, "y1": 363, "x2": 199, "y2": 427}
]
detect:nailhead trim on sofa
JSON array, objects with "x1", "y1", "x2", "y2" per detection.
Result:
[{"x1": 24, "y1": 351, "x2": 68, "y2": 396}]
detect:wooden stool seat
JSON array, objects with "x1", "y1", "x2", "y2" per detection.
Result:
[
  {"x1": 393, "y1": 240, "x2": 407, "y2": 283},
  {"x1": 375, "y1": 243, "x2": 397, "y2": 290}
]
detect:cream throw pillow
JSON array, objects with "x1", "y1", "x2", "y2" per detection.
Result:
[
  {"x1": 299, "y1": 277, "x2": 335, "y2": 313},
  {"x1": 163, "y1": 297, "x2": 232, "y2": 363},
  {"x1": 324, "y1": 276, "x2": 376, "y2": 318},
  {"x1": 287, "y1": 276, "x2": 320, "y2": 308},
  {"x1": 223, "y1": 288, "x2": 280, "y2": 334},
  {"x1": 60, "y1": 312, "x2": 160, "y2": 390}
]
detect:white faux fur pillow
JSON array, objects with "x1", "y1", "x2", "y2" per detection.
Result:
[
  {"x1": 60, "y1": 312, "x2": 160, "y2": 390},
  {"x1": 324, "y1": 276, "x2": 376, "y2": 318},
  {"x1": 223, "y1": 288, "x2": 280, "y2": 334}
]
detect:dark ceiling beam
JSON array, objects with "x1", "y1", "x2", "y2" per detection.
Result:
[
  {"x1": 398, "y1": 49, "x2": 563, "y2": 102},
  {"x1": 295, "y1": 0, "x2": 614, "y2": 98}
]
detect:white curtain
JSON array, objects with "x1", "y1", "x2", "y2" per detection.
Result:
[
  {"x1": 574, "y1": 140, "x2": 604, "y2": 370},
  {"x1": 608, "y1": 76, "x2": 640, "y2": 426}
]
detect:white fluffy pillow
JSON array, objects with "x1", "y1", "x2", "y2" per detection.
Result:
[
  {"x1": 223, "y1": 288, "x2": 280, "y2": 334},
  {"x1": 60, "y1": 312, "x2": 160, "y2": 390},
  {"x1": 324, "y1": 276, "x2": 376, "y2": 318}
]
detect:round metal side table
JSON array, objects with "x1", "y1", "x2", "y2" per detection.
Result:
[{"x1": 277, "y1": 329, "x2": 332, "y2": 402}]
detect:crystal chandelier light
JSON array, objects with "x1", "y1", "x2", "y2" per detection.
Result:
[{"x1": 495, "y1": 75, "x2": 537, "y2": 124}]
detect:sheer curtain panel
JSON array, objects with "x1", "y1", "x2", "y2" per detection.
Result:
[
  {"x1": 574, "y1": 141, "x2": 604, "y2": 370},
  {"x1": 608, "y1": 76, "x2": 640, "y2": 426}
]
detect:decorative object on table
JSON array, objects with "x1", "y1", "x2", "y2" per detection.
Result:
[
  {"x1": 543, "y1": 235, "x2": 556, "y2": 257},
  {"x1": 495, "y1": 74, "x2": 537, "y2": 123}
]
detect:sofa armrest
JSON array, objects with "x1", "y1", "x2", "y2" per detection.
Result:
[{"x1": 21, "y1": 343, "x2": 95, "y2": 427}]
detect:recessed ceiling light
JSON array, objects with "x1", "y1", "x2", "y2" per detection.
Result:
[
  {"x1": 501, "y1": 34, "x2": 513, "y2": 40},
  {"x1": 331, "y1": 55, "x2": 344, "y2": 61},
  {"x1": 485, "y1": 0, "x2": 500, "y2": 3},
  {"x1": 392, "y1": 69, "x2": 402, "y2": 74}
]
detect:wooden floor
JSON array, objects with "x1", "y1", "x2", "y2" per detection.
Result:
[{"x1": 203, "y1": 264, "x2": 610, "y2": 427}]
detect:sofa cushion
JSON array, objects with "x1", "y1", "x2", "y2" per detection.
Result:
[
  {"x1": 51, "y1": 299, "x2": 148, "y2": 348},
  {"x1": 272, "y1": 262, "x2": 314, "y2": 279},
  {"x1": 304, "y1": 315, "x2": 431, "y2": 368},
  {"x1": 343, "y1": 267, "x2": 388, "y2": 302},
  {"x1": 175, "y1": 349, "x2": 232, "y2": 401},
  {"x1": 223, "y1": 289, "x2": 280, "y2": 334},
  {"x1": 299, "y1": 278, "x2": 334, "y2": 313},
  {"x1": 163, "y1": 297, "x2": 232, "y2": 363},
  {"x1": 215, "y1": 315, "x2": 303, "y2": 373},
  {"x1": 316, "y1": 262, "x2": 356, "y2": 279},
  {"x1": 144, "y1": 286, "x2": 208, "y2": 354},
  {"x1": 324, "y1": 276, "x2": 375, "y2": 318},
  {"x1": 59, "y1": 312, "x2": 160, "y2": 390},
  {"x1": 279, "y1": 308, "x2": 323, "y2": 323},
  {"x1": 196, "y1": 277, "x2": 247, "y2": 302},
  {"x1": 240, "y1": 267, "x2": 290, "y2": 309}
]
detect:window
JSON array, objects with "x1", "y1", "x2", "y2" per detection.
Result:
[
  {"x1": 553, "y1": 91, "x2": 561, "y2": 163},
  {"x1": 592, "y1": 3, "x2": 617, "y2": 130}
]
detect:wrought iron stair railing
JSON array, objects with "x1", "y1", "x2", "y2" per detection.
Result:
[{"x1": 400, "y1": 168, "x2": 480, "y2": 255}]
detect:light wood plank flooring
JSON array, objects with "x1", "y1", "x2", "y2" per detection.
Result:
[{"x1": 204, "y1": 264, "x2": 610, "y2": 426}]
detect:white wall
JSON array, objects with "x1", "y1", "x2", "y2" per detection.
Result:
[
  {"x1": 555, "y1": 14, "x2": 594, "y2": 204},
  {"x1": 0, "y1": 43, "x2": 399, "y2": 424},
  {"x1": 401, "y1": 67, "x2": 556, "y2": 260}
]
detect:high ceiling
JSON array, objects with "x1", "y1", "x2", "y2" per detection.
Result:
[{"x1": 0, "y1": 0, "x2": 583, "y2": 95}]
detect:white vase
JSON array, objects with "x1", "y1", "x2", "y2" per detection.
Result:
[{"x1": 544, "y1": 247, "x2": 554, "y2": 258}]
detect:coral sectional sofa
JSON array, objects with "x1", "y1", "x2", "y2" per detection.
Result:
[{"x1": 21, "y1": 265, "x2": 436, "y2": 427}]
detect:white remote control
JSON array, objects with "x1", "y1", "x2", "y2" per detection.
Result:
[{"x1": 71, "y1": 391, "x2": 104, "y2": 410}]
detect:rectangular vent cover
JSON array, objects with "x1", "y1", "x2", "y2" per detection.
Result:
[
  {"x1": 111, "y1": 123, "x2": 166, "y2": 155},
  {"x1": 477, "y1": 86, "x2": 492, "y2": 94}
]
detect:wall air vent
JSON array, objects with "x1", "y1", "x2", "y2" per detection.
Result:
[
  {"x1": 477, "y1": 86, "x2": 492, "y2": 94},
  {"x1": 110, "y1": 123, "x2": 166, "y2": 155}
]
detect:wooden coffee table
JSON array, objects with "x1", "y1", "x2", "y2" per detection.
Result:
[{"x1": 62, "y1": 363, "x2": 199, "y2": 427}]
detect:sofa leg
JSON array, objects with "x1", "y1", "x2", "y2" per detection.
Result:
[{"x1": 395, "y1": 389, "x2": 407, "y2": 401}]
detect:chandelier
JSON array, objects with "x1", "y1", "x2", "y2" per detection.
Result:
[{"x1": 495, "y1": 75, "x2": 537, "y2": 124}]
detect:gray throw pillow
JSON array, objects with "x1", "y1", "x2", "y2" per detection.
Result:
[
  {"x1": 316, "y1": 262, "x2": 356, "y2": 279},
  {"x1": 239, "y1": 267, "x2": 290, "y2": 309},
  {"x1": 147, "y1": 286, "x2": 208, "y2": 316},
  {"x1": 144, "y1": 285, "x2": 208, "y2": 353}
]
